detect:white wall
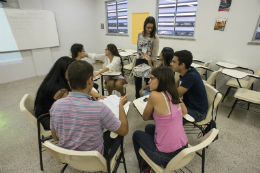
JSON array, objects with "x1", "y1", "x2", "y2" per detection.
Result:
[
  {"x1": 95, "y1": 0, "x2": 260, "y2": 92},
  {"x1": 0, "y1": 0, "x2": 98, "y2": 84}
]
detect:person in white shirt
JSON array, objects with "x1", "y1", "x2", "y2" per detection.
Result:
[{"x1": 85, "y1": 44, "x2": 126, "y2": 96}]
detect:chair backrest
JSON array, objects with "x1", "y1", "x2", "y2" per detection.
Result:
[
  {"x1": 43, "y1": 141, "x2": 107, "y2": 172},
  {"x1": 164, "y1": 128, "x2": 219, "y2": 173},
  {"x1": 198, "y1": 61, "x2": 212, "y2": 76},
  {"x1": 198, "y1": 84, "x2": 222, "y2": 125},
  {"x1": 20, "y1": 94, "x2": 49, "y2": 136},
  {"x1": 206, "y1": 68, "x2": 222, "y2": 85},
  {"x1": 246, "y1": 68, "x2": 260, "y2": 88},
  {"x1": 130, "y1": 56, "x2": 137, "y2": 69}
]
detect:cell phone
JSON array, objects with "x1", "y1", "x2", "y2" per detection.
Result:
[{"x1": 143, "y1": 98, "x2": 148, "y2": 102}]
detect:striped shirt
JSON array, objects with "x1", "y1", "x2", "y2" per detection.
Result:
[{"x1": 50, "y1": 92, "x2": 121, "y2": 155}]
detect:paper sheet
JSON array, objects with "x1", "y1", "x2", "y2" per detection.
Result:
[
  {"x1": 99, "y1": 95, "x2": 120, "y2": 109},
  {"x1": 140, "y1": 102, "x2": 148, "y2": 109}
]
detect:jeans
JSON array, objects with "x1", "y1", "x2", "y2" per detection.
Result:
[
  {"x1": 133, "y1": 124, "x2": 187, "y2": 170},
  {"x1": 103, "y1": 131, "x2": 122, "y2": 160},
  {"x1": 93, "y1": 83, "x2": 99, "y2": 93},
  {"x1": 135, "y1": 59, "x2": 150, "y2": 98},
  {"x1": 141, "y1": 88, "x2": 151, "y2": 97},
  {"x1": 183, "y1": 107, "x2": 207, "y2": 125}
]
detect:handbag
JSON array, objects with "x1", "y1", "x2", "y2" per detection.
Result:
[{"x1": 129, "y1": 63, "x2": 152, "y2": 78}]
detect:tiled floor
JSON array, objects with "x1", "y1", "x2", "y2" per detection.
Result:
[{"x1": 0, "y1": 63, "x2": 260, "y2": 173}]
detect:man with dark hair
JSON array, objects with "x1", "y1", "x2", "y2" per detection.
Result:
[
  {"x1": 50, "y1": 60, "x2": 129, "y2": 159},
  {"x1": 171, "y1": 50, "x2": 208, "y2": 124}
]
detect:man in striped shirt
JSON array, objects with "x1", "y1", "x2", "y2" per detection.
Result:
[{"x1": 50, "y1": 60, "x2": 129, "y2": 159}]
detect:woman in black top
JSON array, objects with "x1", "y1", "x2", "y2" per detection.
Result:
[{"x1": 34, "y1": 56, "x2": 75, "y2": 130}]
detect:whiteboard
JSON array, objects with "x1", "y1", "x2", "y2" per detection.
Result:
[{"x1": 0, "y1": 8, "x2": 59, "y2": 52}]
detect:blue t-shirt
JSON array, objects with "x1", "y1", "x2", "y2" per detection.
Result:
[{"x1": 179, "y1": 67, "x2": 208, "y2": 114}]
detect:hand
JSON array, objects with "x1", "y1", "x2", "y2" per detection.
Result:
[
  {"x1": 93, "y1": 72, "x2": 99, "y2": 79},
  {"x1": 120, "y1": 94, "x2": 128, "y2": 106},
  {"x1": 142, "y1": 53, "x2": 151, "y2": 61},
  {"x1": 90, "y1": 90, "x2": 106, "y2": 101}
]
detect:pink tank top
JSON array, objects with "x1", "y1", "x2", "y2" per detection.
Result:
[{"x1": 153, "y1": 91, "x2": 188, "y2": 153}]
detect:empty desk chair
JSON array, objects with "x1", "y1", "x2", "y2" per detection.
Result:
[
  {"x1": 198, "y1": 61, "x2": 212, "y2": 79},
  {"x1": 203, "y1": 68, "x2": 222, "y2": 88},
  {"x1": 222, "y1": 68, "x2": 260, "y2": 103},
  {"x1": 124, "y1": 56, "x2": 137, "y2": 75},
  {"x1": 139, "y1": 128, "x2": 219, "y2": 173},
  {"x1": 228, "y1": 74, "x2": 260, "y2": 118}
]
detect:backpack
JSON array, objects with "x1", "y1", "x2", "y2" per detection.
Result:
[{"x1": 129, "y1": 63, "x2": 152, "y2": 78}]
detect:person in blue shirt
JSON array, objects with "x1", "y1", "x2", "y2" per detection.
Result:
[{"x1": 171, "y1": 50, "x2": 208, "y2": 124}]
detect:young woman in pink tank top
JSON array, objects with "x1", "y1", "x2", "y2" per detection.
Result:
[{"x1": 133, "y1": 66, "x2": 188, "y2": 172}]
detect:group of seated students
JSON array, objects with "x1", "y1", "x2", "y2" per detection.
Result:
[{"x1": 33, "y1": 42, "x2": 208, "y2": 173}]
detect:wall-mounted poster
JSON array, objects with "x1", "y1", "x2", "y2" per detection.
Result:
[
  {"x1": 214, "y1": 17, "x2": 228, "y2": 31},
  {"x1": 218, "y1": 0, "x2": 232, "y2": 12}
]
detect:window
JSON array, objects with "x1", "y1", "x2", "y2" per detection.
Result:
[
  {"x1": 157, "y1": 0, "x2": 198, "y2": 37},
  {"x1": 106, "y1": 0, "x2": 128, "y2": 34}
]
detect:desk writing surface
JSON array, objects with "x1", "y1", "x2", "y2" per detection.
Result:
[
  {"x1": 101, "y1": 72, "x2": 121, "y2": 76},
  {"x1": 222, "y1": 69, "x2": 250, "y2": 79},
  {"x1": 216, "y1": 61, "x2": 238, "y2": 69},
  {"x1": 133, "y1": 95, "x2": 149, "y2": 116},
  {"x1": 191, "y1": 63, "x2": 202, "y2": 68}
]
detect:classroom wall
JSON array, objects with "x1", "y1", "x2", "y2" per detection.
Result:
[
  {"x1": 95, "y1": 0, "x2": 260, "y2": 92},
  {"x1": 0, "y1": 0, "x2": 98, "y2": 84}
]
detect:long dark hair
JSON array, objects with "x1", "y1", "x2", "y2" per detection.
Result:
[
  {"x1": 70, "y1": 43, "x2": 83, "y2": 59},
  {"x1": 161, "y1": 47, "x2": 174, "y2": 67},
  {"x1": 107, "y1": 44, "x2": 124, "y2": 76},
  {"x1": 34, "y1": 56, "x2": 75, "y2": 111},
  {"x1": 143, "y1": 16, "x2": 157, "y2": 38},
  {"x1": 151, "y1": 66, "x2": 180, "y2": 104}
]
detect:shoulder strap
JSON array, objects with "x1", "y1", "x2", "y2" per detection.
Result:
[{"x1": 161, "y1": 92, "x2": 171, "y2": 114}]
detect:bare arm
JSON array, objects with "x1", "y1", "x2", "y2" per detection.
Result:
[
  {"x1": 143, "y1": 92, "x2": 156, "y2": 121},
  {"x1": 142, "y1": 53, "x2": 157, "y2": 70},
  {"x1": 139, "y1": 85, "x2": 150, "y2": 96},
  {"x1": 180, "y1": 98, "x2": 187, "y2": 116},
  {"x1": 51, "y1": 130, "x2": 59, "y2": 141},
  {"x1": 177, "y1": 86, "x2": 188, "y2": 97},
  {"x1": 88, "y1": 90, "x2": 106, "y2": 101},
  {"x1": 113, "y1": 95, "x2": 129, "y2": 136},
  {"x1": 53, "y1": 89, "x2": 68, "y2": 100}
]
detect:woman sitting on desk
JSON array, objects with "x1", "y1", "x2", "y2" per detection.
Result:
[
  {"x1": 140, "y1": 47, "x2": 174, "y2": 97},
  {"x1": 132, "y1": 66, "x2": 188, "y2": 173},
  {"x1": 85, "y1": 43, "x2": 127, "y2": 96}
]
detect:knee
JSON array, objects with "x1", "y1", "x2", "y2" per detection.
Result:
[
  {"x1": 132, "y1": 130, "x2": 142, "y2": 141},
  {"x1": 145, "y1": 124, "x2": 155, "y2": 132},
  {"x1": 106, "y1": 80, "x2": 114, "y2": 88},
  {"x1": 115, "y1": 82, "x2": 122, "y2": 89}
]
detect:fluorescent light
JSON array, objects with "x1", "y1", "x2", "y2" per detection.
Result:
[
  {"x1": 159, "y1": 14, "x2": 175, "y2": 17},
  {"x1": 159, "y1": 4, "x2": 176, "y2": 7},
  {"x1": 118, "y1": 16, "x2": 128, "y2": 19},
  {"x1": 108, "y1": 10, "x2": 116, "y2": 12},
  {"x1": 118, "y1": 9, "x2": 127, "y2": 11},
  {"x1": 176, "y1": 12, "x2": 196, "y2": 16}
]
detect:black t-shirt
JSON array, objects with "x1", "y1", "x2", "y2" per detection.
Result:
[{"x1": 179, "y1": 67, "x2": 208, "y2": 114}]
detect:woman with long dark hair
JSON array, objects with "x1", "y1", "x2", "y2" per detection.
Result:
[
  {"x1": 135, "y1": 16, "x2": 159, "y2": 98},
  {"x1": 85, "y1": 43, "x2": 126, "y2": 96},
  {"x1": 140, "y1": 47, "x2": 174, "y2": 96},
  {"x1": 70, "y1": 43, "x2": 99, "y2": 91},
  {"x1": 34, "y1": 56, "x2": 75, "y2": 130},
  {"x1": 132, "y1": 66, "x2": 188, "y2": 172}
]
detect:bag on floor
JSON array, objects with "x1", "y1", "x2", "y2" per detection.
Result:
[{"x1": 129, "y1": 63, "x2": 151, "y2": 78}]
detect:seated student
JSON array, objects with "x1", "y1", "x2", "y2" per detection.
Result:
[
  {"x1": 70, "y1": 43, "x2": 99, "y2": 91},
  {"x1": 171, "y1": 50, "x2": 208, "y2": 124},
  {"x1": 84, "y1": 43, "x2": 127, "y2": 96},
  {"x1": 34, "y1": 57, "x2": 104, "y2": 130},
  {"x1": 50, "y1": 60, "x2": 129, "y2": 159},
  {"x1": 133, "y1": 66, "x2": 188, "y2": 173},
  {"x1": 139, "y1": 47, "x2": 174, "y2": 97}
]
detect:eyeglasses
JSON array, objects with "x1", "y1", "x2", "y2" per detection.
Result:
[
  {"x1": 149, "y1": 77, "x2": 157, "y2": 81},
  {"x1": 146, "y1": 27, "x2": 153, "y2": 30}
]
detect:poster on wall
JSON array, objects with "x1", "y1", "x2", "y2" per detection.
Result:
[
  {"x1": 214, "y1": 17, "x2": 228, "y2": 31},
  {"x1": 218, "y1": 0, "x2": 232, "y2": 12},
  {"x1": 132, "y1": 12, "x2": 149, "y2": 44}
]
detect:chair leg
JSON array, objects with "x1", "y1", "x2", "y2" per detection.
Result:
[
  {"x1": 140, "y1": 158, "x2": 144, "y2": 173},
  {"x1": 202, "y1": 148, "x2": 205, "y2": 173},
  {"x1": 60, "y1": 163, "x2": 68, "y2": 173},
  {"x1": 247, "y1": 102, "x2": 250, "y2": 110},
  {"x1": 38, "y1": 134, "x2": 43, "y2": 170},
  {"x1": 228, "y1": 99, "x2": 238, "y2": 118},
  {"x1": 121, "y1": 137, "x2": 127, "y2": 173},
  {"x1": 222, "y1": 87, "x2": 231, "y2": 103}
]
